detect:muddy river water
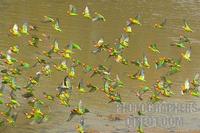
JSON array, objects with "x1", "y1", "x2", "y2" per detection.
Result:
[{"x1": 1, "y1": 0, "x2": 200, "y2": 133}]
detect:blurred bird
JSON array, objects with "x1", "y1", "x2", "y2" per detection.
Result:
[
  {"x1": 32, "y1": 57, "x2": 47, "y2": 67},
  {"x1": 129, "y1": 14, "x2": 142, "y2": 26},
  {"x1": 20, "y1": 22, "x2": 29, "y2": 35},
  {"x1": 57, "y1": 76, "x2": 72, "y2": 94},
  {"x1": 43, "y1": 92, "x2": 54, "y2": 101},
  {"x1": 182, "y1": 19, "x2": 193, "y2": 32},
  {"x1": 67, "y1": 4, "x2": 78, "y2": 16},
  {"x1": 54, "y1": 60, "x2": 68, "y2": 71},
  {"x1": 77, "y1": 79, "x2": 86, "y2": 93},
  {"x1": 53, "y1": 18, "x2": 62, "y2": 32},
  {"x1": 4, "y1": 54, "x2": 17, "y2": 65},
  {"x1": 42, "y1": 16, "x2": 55, "y2": 23},
  {"x1": 9, "y1": 45, "x2": 19, "y2": 54},
  {"x1": 191, "y1": 73, "x2": 200, "y2": 87},
  {"x1": 92, "y1": 12, "x2": 105, "y2": 22},
  {"x1": 83, "y1": 6, "x2": 91, "y2": 19},
  {"x1": 10, "y1": 24, "x2": 21, "y2": 36},
  {"x1": 136, "y1": 86, "x2": 150, "y2": 100},
  {"x1": 24, "y1": 71, "x2": 42, "y2": 88},
  {"x1": 128, "y1": 69, "x2": 146, "y2": 82},
  {"x1": 76, "y1": 117, "x2": 85, "y2": 133},
  {"x1": 149, "y1": 43, "x2": 160, "y2": 53},
  {"x1": 154, "y1": 19, "x2": 167, "y2": 29},
  {"x1": 87, "y1": 83, "x2": 99, "y2": 92},
  {"x1": 28, "y1": 36, "x2": 42, "y2": 47},
  {"x1": 42, "y1": 65, "x2": 52, "y2": 76},
  {"x1": 181, "y1": 46, "x2": 191, "y2": 61},
  {"x1": 143, "y1": 54, "x2": 150, "y2": 68},
  {"x1": 124, "y1": 20, "x2": 132, "y2": 33},
  {"x1": 67, "y1": 100, "x2": 89, "y2": 121},
  {"x1": 181, "y1": 79, "x2": 190, "y2": 95},
  {"x1": 92, "y1": 38, "x2": 109, "y2": 53},
  {"x1": 68, "y1": 66, "x2": 76, "y2": 78},
  {"x1": 106, "y1": 92, "x2": 122, "y2": 103}
]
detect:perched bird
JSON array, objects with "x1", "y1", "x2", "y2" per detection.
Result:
[{"x1": 182, "y1": 19, "x2": 193, "y2": 32}]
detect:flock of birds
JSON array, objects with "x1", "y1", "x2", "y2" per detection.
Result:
[{"x1": 0, "y1": 4, "x2": 199, "y2": 133}]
